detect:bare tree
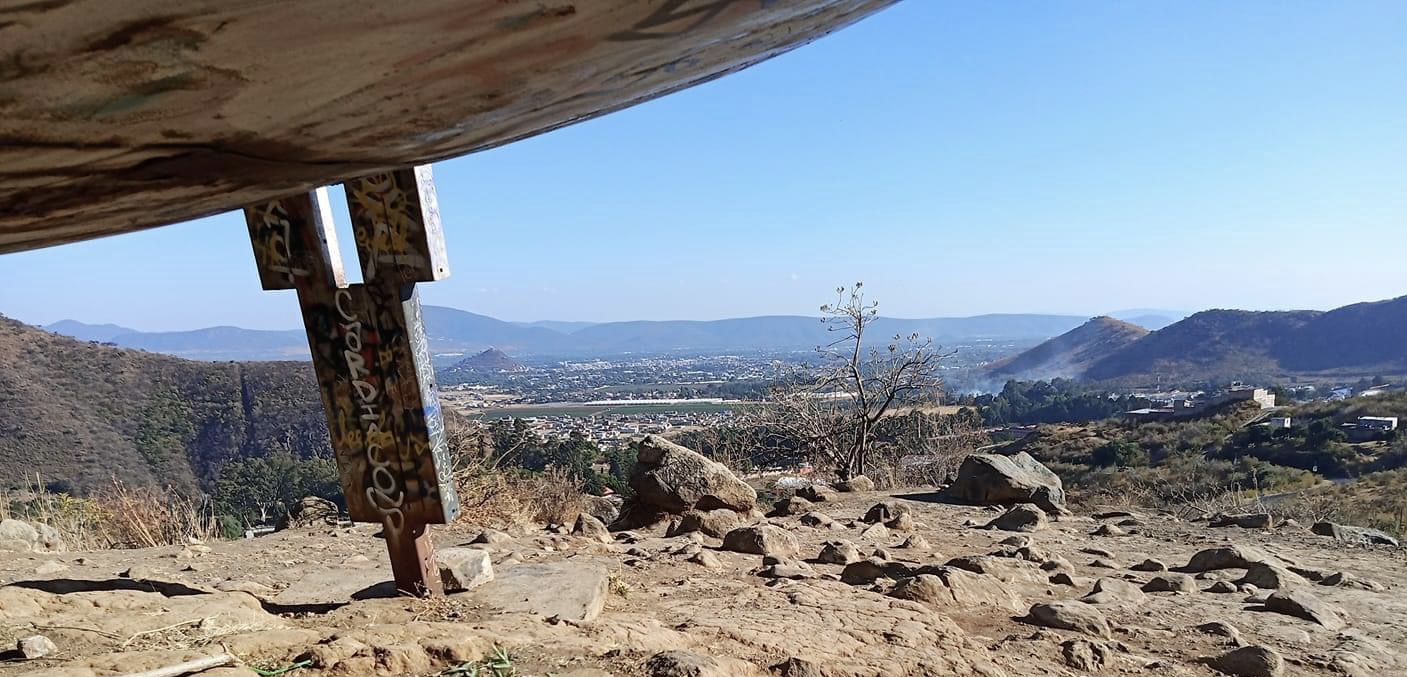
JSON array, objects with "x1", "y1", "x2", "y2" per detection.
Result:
[{"x1": 752, "y1": 283, "x2": 949, "y2": 481}]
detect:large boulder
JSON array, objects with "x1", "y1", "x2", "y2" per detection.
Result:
[
  {"x1": 630, "y1": 435, "x2": 757, "y2": 514},
  {"x1": 944, "y1": 452, "x2": 1066, "y2": 514},
  {"x1": 287, "y1": 496, "x2": 339, "y2": 528},
  {"x1": 835, "y1": 475, "x2": 875, "y2": 492},
  {"x1": 1311, "y1": 521, "x2": 1399, "y2": 547}
]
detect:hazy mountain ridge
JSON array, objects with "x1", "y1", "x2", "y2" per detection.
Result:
[
  {"x1": 44, "y1": 308, "x2": 1093, "y2": 361},
  {"x1": 43, "y1": 319, "x2": 136, "y2": 343}
]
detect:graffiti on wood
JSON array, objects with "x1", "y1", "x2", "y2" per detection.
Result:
[{"x1": 243, "y1": 167, "x2": 458, "y2": 531}]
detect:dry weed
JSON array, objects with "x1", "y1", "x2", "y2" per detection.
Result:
[
  {"x1": 4, "y1": 475, "x2": 220, "y2": 549},
  {"x1": 454, "y1": 467, "x2": 583, "y2": 529}
]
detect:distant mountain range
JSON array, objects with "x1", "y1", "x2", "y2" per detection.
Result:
[
  {"x1": 45, "y1": 307, "x2": 1097, "y2": 361},
  {"x1": 992, "y1": 296, "x2": 1407, "y2": 384}
]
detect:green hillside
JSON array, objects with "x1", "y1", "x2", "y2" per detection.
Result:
[{"x1": 0, "y1": 315, "x2": 328, "y2": 495}]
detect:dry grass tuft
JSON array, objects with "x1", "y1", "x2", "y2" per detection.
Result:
[
  {"x1": 94, "y1": 480, "x2": 221, "y2": 549},
  {"x1": 454, "y1": 467, "x2": 584, "y2": 529},
  {"x1": 3, "y1": 475, "x2": 219, "y2": 550}
]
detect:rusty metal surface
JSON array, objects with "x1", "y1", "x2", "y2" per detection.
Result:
[{"x1": 0, "y1": 0, "x2": 895, "y2": 253}]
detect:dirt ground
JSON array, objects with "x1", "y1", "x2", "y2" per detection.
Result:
[{"x1": 0, "y1": 489, "x2": 1402, "y2": 676}]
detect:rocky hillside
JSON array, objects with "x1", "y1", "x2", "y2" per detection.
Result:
[
  {"x1": 447, "y1": 348, "x2": 528, "y2": 374},
  {"x1": 988, "y1": 316, "x2": 1149, "y2": 380},
  {"x1": 996, "y1": 295, "x2": 1407, "y2": 385},
  {"x1": 0, "y1": 447, "x2": 1400, "y2": 677},
  {"x1": 0, "y1": 315, "x2": 327, "y2": 494}
]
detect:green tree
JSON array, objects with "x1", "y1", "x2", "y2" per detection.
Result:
[
  {"x1": 214, "y1": 447, "x2": 340, "y2": 528},
  {"x1": 1092, "y1": 440, "x2": 1149, "y2": 468}
]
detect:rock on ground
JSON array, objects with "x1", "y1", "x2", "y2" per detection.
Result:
[
  {"x1": 798, "y1": 511, "x2": 840, "y2": 529},
  {"x1": 476, "y1": 561, "x2": 609, "y2": 622},
  {"x1": 1061, "y1": 639, "x2": 1113, "y2": 672},
  {"x1": 898, "y1": 534, "x2": 929, "y2": 550},
  {"x1": 287, "y1": 496, "x2": 339, "y2": 528},
  {"x1": 889, "y1": 567, "x2": 1024, "y2": 612},
  {"x1": 1211, "y1": 513, "x2": 1274, "y2": 529},
  {"x1": 771, "y1": 496, "x2": 814, "y2": 517},
  {"x1": 0, "y1": 518, "x2": 64, "y2": 552},
  {"x1": 984, "y1": 504, "x2": 1048, "y2": 532},
  {"x1": 1142, "y1": 573, "x2": 1197, "y2": 593},
  {"x1": 862, "y1": 501, "x2": 912, "y2": 524},
  {"x1": 1238, "y1": 562, "x2": 1307, "y2": 589},
  {"x1": 1208, "y1": 645, "x2": 1285, "y2": 677},
  {"x1": 630, "y1": 435, "x2": 757, "y2": 514},
  {"x1": 582, "y1": 494, "x2": 622, "y2": 525},
  {"x1": 796, "y1": 484, "x2": 838, "y2": 503},
  {"x1": 835, "y1": 475, "x2": 875, "y2": 492},
  {"x1": 1264, "y1": 589, "x2": 1346, "y2": 630},
  {"x1": 818, "y1": 540, "x2": 862, "y2": 565},
  {"x1": 18, "y1": 634, "x2": 56, "y2": 659},
  {"x1": 1182, "y1": 545, "x2": 1279, "y2": 572},
  {"x1": 1027, "y1": 601, "x2": 1112, "y2": 638},
  {"x1": 1322, "y1": 571, "x2": 1385, "y2": 591},
  {"x1": 646, "y1": 650, "x2": 762, "y2": 677},
  {"x1": 669, "y1": 509, "x2": 747, "y2": 539},
  {"x1": 1196, "y1": 621, "x2": 1243, "y2": 643},
  {"x1": 1312, "y1": 521, "x2": 1400, "y2": 547},
  {"x1": 436, "y1": 547, "x2": 495, "y2": 592},
  {"x1": 471, "y1": 529, "x2": 512, "y2": 545},
  {"x1": 572, "y1": 513, "x2": 613, "y2": 544},
  {"x1": 1082, "y1": 577, "x2": 1146, "y2": 606},
  {"x1": 944, "y1": 451, "x2": 1067, "y2": 514},
  {"x1": 722, "y1": 526, "x2": 799, "y2": 559}
]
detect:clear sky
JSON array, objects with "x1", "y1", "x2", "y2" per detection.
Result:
[{"x1": 2, "y1": 2, "x2": 1405, "y2": 331}]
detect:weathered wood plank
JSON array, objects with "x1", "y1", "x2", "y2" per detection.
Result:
[
  {"x1": 244, "y1": 173, "x2": 459, "y2": 594},
  {"x1": 0, "y1": 0, "x2": 895, "y2": 253}
]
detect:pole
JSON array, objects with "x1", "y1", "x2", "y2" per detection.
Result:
[{"x1": 244, "y1": 166, "x2": 458, "y2": 596}]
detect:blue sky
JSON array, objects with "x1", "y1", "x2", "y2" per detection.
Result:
[{"x1": 3, "y1": 2, "x2": 1405, "y2": 331}]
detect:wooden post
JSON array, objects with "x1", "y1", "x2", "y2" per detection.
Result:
[{"x1": 244, "y1": 166, "x2": 458, "y2": 597}]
